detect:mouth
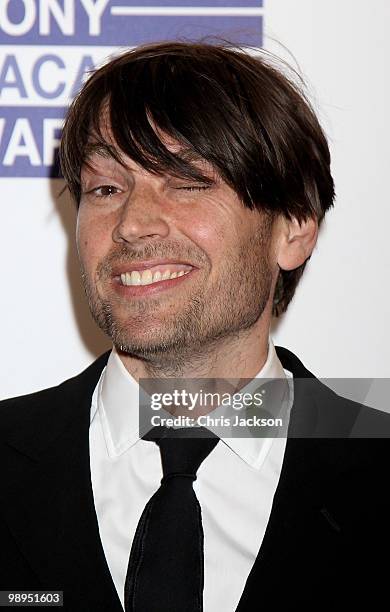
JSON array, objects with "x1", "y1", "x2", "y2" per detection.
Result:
[{"x1": 111, "y1": 261, "x2": 199, "y2": 297}]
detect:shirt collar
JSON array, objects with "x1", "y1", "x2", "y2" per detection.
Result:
[{"x1": 91, "y1": 337, "x2": 293, "y2": 469}]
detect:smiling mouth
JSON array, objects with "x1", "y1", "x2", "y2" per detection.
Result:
[
  {"x1": 111, "y1": 263, "x2": 197, "y2": 295},
  {"x1": 118, "y1": 264, "x2": 194, "y2": 287}
]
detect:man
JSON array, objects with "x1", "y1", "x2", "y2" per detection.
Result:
[{"x1": 1, "y1": 42, "x2": 389, "y2": 611}]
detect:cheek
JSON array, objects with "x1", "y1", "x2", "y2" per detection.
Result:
[
  {"x1": 180, "y1": 220, "x2": 224, "y2": 270},
  {"x1": 76, "y1": 214, "x2": 90, "y2": 261},
  {"x1": 195, "y1": 222, "x2": 222, "y2": 245},
  {"x1": 180, "y1": 211, "x2": 230, "y2": 251},
  {"x1": 76, "y1": 211, "x2": 108, "y2": 269}
]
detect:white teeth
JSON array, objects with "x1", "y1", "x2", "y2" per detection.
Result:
[
  {"x1": 140, "y1": 269, "x2": 153, "y2": 285},
  {"x1": 120, "y1": 269, "x2": 191, "y2": 287},
  {"x1": 131, "y1": 271, "x2": 141, "y2": 285}
]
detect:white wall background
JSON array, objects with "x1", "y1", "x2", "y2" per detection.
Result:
[{"x1": 1, "y1": 0, "x2": 389, "y2": 400}]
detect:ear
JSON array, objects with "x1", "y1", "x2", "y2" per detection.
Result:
[{"x1": 276, "y1": 215, "x2": 318, "y2": 271}]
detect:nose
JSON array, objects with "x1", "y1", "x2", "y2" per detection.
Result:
[{"x1": 112, "y1": 182, "x2": 170, "y2": 245}]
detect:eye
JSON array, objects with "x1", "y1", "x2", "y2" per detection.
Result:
[
  {"x1": 92, "y1": 185, "x2": 122, "y2": 198},
  {"x1": 81, "y1": 184, "x2": 123, "y2": 199}
]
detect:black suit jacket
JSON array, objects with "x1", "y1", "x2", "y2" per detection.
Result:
[{"x1": 1, "y1": 346, "x2": 390, "y2": 610}]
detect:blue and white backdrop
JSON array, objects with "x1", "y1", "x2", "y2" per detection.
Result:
[{"x1": 1, "y1": 1, "x2": 389, "y2": 398}]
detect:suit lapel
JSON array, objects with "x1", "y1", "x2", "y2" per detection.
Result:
[
  {"x1": 0, "y1": 351, "x2": 121, "y2": 610},
  {"x1": 236, "y1": 346, "x2": 355, "y2": 609}
]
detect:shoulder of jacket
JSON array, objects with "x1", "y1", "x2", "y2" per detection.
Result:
[{"x1": 0, "y1": 350, "x2": 111, "y2": 435}]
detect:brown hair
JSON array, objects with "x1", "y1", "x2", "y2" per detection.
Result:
[{"x1": 60, "y1": 41, "x2": 335, "y2": 316}]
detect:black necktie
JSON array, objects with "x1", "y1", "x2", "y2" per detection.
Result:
[{"x1": 124, "y1": 426, "x2": 219, "y2": 612}]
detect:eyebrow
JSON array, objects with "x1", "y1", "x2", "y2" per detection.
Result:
[
  {"x1": 83, "y1": 142, "x2": 122, "y2": 163},
  {"x1": 171, "y1": 150, "x2": 217, "y2": 183}
]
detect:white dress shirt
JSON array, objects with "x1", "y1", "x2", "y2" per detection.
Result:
[{"x1": 89, "y1": 338, "x2": 293, "y2": 611}]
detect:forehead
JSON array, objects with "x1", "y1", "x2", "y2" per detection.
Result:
[
  {"x1": 93, "y1": 107, "x2": 187, "y2": 152},
  {"x1": 79, "y1": 102, "x2": 221, "y2": 185},
  {"x1": 82, "y1": 118, "x2": 217, "y2": 179},
  {"x1": 81, "y1": 144, "x2": 217, "y2": 179}
]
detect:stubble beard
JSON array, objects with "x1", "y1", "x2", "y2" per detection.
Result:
[{"x1": 79, "y1": 223, "x2": 274, "y2": 375}]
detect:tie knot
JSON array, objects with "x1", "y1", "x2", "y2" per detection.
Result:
[
  {"x1": 160, "y1": 472, "x2": 197, "y2": 485},
  {"x1": 142, "y1": 426, "x2": 219, "y2": 480}
]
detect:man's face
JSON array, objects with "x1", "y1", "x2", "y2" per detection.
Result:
[{"x1": 77, "y1": 138, "x2": 279, "y2": 366}]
